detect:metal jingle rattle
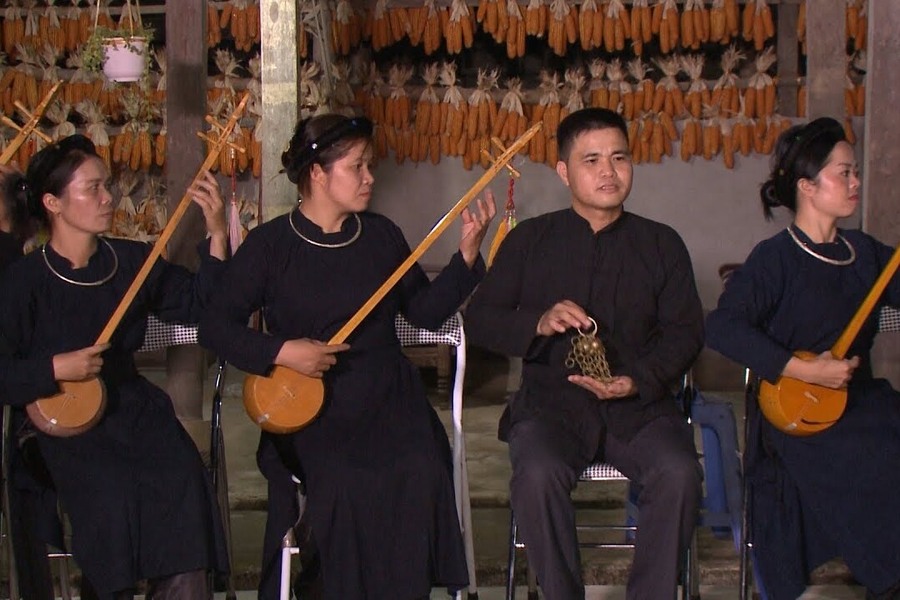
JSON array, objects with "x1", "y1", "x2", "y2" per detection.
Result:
[{"x1": 564, "y1": 317, "x2": 612, "y2": 382}]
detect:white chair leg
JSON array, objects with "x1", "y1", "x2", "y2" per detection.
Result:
[{"x1": 279, "y1": 542, "x2": 300, "y2": 600}]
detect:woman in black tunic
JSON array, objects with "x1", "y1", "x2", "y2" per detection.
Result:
[
  {"x1": 199, "y1": 114, "x2": 495, "y2": 599},
  {"x1": 0, "y1": 135, "x2": 230, "y2": 599},
  {"x1": 706, "y1": 117, "x2": 900, "y2": 599}
]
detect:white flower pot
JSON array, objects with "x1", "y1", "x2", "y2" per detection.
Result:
[{"x1": 102, "y1": 37, "x2": 147, "y2": 82}]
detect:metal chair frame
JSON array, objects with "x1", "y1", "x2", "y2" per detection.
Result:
[
  {"x1": 0, "y1": 316, "x2": 234, "y2": 599},
  {"x1": 504, "y1": 373, "x2": 711, "y2": 600}
]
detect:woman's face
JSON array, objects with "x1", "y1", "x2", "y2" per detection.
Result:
[
  {"x1": 313, "y1": 139, "x2": 374, "y2": 214},
  {"x1": 45, "y1": 156, "x2": 114, "y2": 236},
  {"x1": 799, "y1": 141, "x2": 860, "y2": 221}
]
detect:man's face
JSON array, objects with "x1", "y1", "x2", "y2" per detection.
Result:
[{"x1": 556, "y1": 127, "x2": 633, "y2": 222}]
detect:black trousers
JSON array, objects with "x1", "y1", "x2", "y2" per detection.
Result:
[{"x1": 508, "y1": 414, "x2": 702, "y2": 600}]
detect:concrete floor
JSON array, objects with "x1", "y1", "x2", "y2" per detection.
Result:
[
  {"x1": 98, "y1": 345, "x2": 864, "y2": 600},
  {"x1": 200, "y1": 346, "x2": 866, "y2": 598}
]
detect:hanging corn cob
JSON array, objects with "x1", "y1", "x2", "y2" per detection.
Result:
[
  {"x1": 385, "y1": 64, "x2": 414, "y2": 164},
  {"x1": 506, "y1": 0, "x2": 526, "y2": 58},
  {"x1": 630, "y1": 0, "x2": 652, "y2": 55},
  {"x1": 524, "y1": 0, "x2": 547, "y2": 39},
  {"x1": 652, "y1": 0, "x2": 679, "y2": 55},
  {"x1": 652, "y1": 56, "x2": 684, "y2": 119},
  {"x1": 587, "y1": 59, "x2": 608, "y2": 109},
  {"x1": 39, "y1": 0, "x2": 66, "y2": 51},
  {"x1": 111, "y1": 172, "x2": 140, "y2": 238},
  {"x1": 843, "y1": 117, "x2": 856, "y2": 145},
  {"x1": 76, "y1": 99, "x2": 112, "y2": 168},
  {"x1": 45, "y1": 100, "x2": 76, "y2": 143},
  {"x1": 854, "y1": 1, "x2": 867, "y2": 52},
  {"x1": 137, "y1": 176, "x2": 169, "y2": 239},
  {"x1": 478, "y1": 0, "x2": 509, "y2": 45},
  {"x1": 719, "y1": 118, "x2": 735, "y2": 168},
  {"x1": 709, "y1": 0, "x2": 730, "y2": 45},
  {"x1": 212, "y1": 48, "x2": 241, "y2": 106},
  {"x1": 846, "y1": 0, "x2": 861, "y2": 50},
  {"x1": 797, "y1": 0, "x2": 806, "y2": 55},
  {"x1": 529, "y1": 70, "x2": 562, "y2": 166},
  {"x1": 627, "y1": 58, "x2": 654, "y2": 118},
  {"x1": 466, "y1": 68, "x2": 499, "y2": 142},
  {"x1": 681, "y1": 54, "x2": 710, "y2": 120},
  {"x1": 439, "y1": 62, "x2": 467, "y2": 160},
  {"x1": 744, "y1": 47, "x2": 777, "y2": 120},
  {"x1": 414, "y1": 63, "x2": 442, "y2": 164},
  {"x1": 493, "y1": 77, "x2": 527, "y2": 144},
  {"x1": 22, "y1": 1, "x2": 40, "y2": 49},
  {"x1": 683, "y1": 0, "x2": 709, "y2": 50},
  {"x1": 546, "y1": 0, "x2": 576, "y2": 57},
  {"x1": 679, "y1": 116, "x2": 701, "y2": 162},
  {"x1": 577, "y1": 0, "x2": 598, "y2": 51},
  {"x1": 359, "y1": 63, "x2": 385, "y2": 139},
  {"x1": 851, "y1": 52, "x2": 865, "y2": 116},
  {"x1": 445, "y1": 0, "x2": 474, "y2": 55},
  {"x1": 559, "y1": 67, "x2": 586, "y2": 132},
  {"x1": 421, "y1": 0, "x2": 444, "y2": 55},
  {"x1": 711, "y1": 45, "x2": 744, "y2": 118},
  {"x1": 12, "y1": 43, "x2": 41, "y2": 110},
  {"x1": 332, "y1": 0, "x2": 363, "y2": 56},
  {"x1": 724, "y1": 0, "x2": 739, "y2": 40},
  {"x1": 2, "y1": 4, "x2": 23, "y2": 58},
  {"x1": 742, "y1": 0, "x2": 774, "y2": 52},
  {"x1": 700, "y1": 113, "x2": 721, "y2": 161},
  {"x1": 605, "y1": 59, "x2": 628, "y2": 117},
  {"x1": 298, "y1": 0, "x2": 313, "y2": 58},
  {"x1": 207, "y1": 1, "x2": 221, "y2": 48},
  {"x1": 603, "y1": 0, "x2": 630, "y2": 54}
]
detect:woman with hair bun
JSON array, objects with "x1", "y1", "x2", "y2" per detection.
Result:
[
  {"x1": 199, "y1": 113, "x2": 495, "y2": 599},
  {"x1": 0, "y1": 135, "x2": 230, "y2": 599},
  {"x1": 706, "y1": 117, "x2": 900, "y2": 599}
]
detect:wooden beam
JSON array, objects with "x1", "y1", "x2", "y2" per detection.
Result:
[
  {"x1": 863, "y1": 1, "x2": 900, "y2": 245},
  {"x1": 804, "y1": 0, "x2": 846, "y2": 119},
  {"x1": 165, "y1": 0, "x2": 208, "y2": 268},
  {"x1": 164, "y1": 0, "x2": 209, "y2": 421},
  {"x1": 260, "y1": 0, "x2": 301, "y2": 222}
]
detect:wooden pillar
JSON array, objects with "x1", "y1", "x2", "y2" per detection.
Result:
[
  {"x1": 260, "y1": 0, "x2": 301, "y2": 221},
  {"x1": 863, "y1": 0, "x2": 900, "y2": 388},
  {"x1": 776, "y1": 2, "x2": 799, "y2": 117},
  {"x1": 804, "y1": 0, "x2": 846, "y2": 119},
  {"x1": 164, "y1": 0, "x2": 209, "y2": 420}
]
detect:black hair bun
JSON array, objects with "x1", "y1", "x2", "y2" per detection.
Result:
[{"x1": 760, "y1": 179, "x2": 780, "y2": 209}]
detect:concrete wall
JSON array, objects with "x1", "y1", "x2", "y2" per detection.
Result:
[
  {"x1": 365, "y1": 120, "x2": 869, "y2": 391},
  {"x1": 372, "y1": 145, "x2": 785, "y2": 309}
]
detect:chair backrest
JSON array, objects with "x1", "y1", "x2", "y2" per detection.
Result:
[
  {"x1": 878, "y1": 305, "x2": 900, "y2": 333},
  {"x1": 139, "y1": 315, "x2": 199, "y2": 353}
]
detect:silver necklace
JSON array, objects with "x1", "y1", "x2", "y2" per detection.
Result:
[
  {"x1": 42, "y1": 238, "x2": 118, "y2": 286},
  {"x1": 289, "y1": 211, "x2": 362, "y2": 249},
  {"x1": 786, "y1": 226, "x2": 856, "y2": 266}
]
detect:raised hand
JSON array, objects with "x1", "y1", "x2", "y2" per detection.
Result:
[
  {"x1": 188, "y1": 170, "x2": 227, "y2": 259},
  {"x1": 458, "y1": 189, "x2": 497, "y2": 267}
]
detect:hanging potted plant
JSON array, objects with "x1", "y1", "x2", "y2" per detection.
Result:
[{"x1": 82, "y1": 0, "x2": 153, "y2": 83}]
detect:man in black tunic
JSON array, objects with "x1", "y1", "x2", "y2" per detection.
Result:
[{"x1": 466, "y1": 108, "x2": 704, "y2": 599}]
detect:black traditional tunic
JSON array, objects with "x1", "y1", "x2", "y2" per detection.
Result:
[
  {"x1": 706, "y1": 227, "x2": 900, "y2": 598},
  {"x1": 466, "y1": 209, "x2": 704, "y2": 452},
  {"x1": 198, "y1": 209, "x2": 480, "y2": 599},
  {"x1": 0, "y1": 238, "x2": 229, "y2": 595}
]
